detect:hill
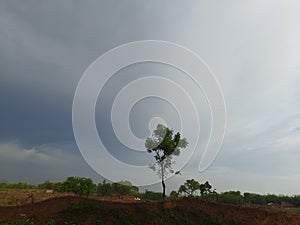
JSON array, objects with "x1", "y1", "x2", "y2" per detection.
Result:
[{"x1": 1, "y1": 196, "x2": 300, "y2": 225}]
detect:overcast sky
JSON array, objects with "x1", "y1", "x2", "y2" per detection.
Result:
[{"x1": 1, "y1": 0, "x2": 300, "y2": 195}]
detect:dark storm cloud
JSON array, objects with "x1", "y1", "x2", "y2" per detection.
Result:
[
  {"x1": 0, "y1": 0, "x2": 196, "y2": 184},
  {"x1": 0, "y1": 0, "x2": 194, "y2": 147}
]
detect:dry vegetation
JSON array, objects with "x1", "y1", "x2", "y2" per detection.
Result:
[{"x1": 0, "y1": 189, "x2": 73, "y2": 207}]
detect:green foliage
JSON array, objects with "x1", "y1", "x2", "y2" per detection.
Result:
[
  {"x1": 37, "y1": 180, "x2": 55, "y2": 190},
  {"x1": 216, "y1": 191, "x2": 244, "y2": 204},
  {"x1": 169, "y1": 190, "x2": 179, "y2": 199},
  {"x1": 242, "y1": 192, "x2": 300, "y2": 207},
  {"x1": 244, "y1": 192, "x2": 266, "y2": 205},
  {"x1": 130, "y1": 185, "x2": 139, "y2": 196},
  {"x1": 61, "y1": 177, "x2": 96, "y2": 197},
  {"x1": 146, "y1": 124, "x2": 188, "y2": 168},
  {"x1": 111, "y1": 182, "x2": 132, "y2": 196},
  {"x1": 97, "y1": 180, "x2": 139, "y2": 197},
  {"x1": 140, "y1": 190, "x2": 163, "y2": 201},
  {"x1": 0, "y1": 182, "x2": 35, "y2": 190},
  {"x1": 265, "y1": 194, "x2": 279, "y2": 204},
  {"x1": 3, "y1": 176, "x2": 300, "y2": 211},
  {"x1": 97, "y1": 180, "x2": 112, "y2": 197},
  {"x1": 178, "y1": 179, "x2": 201, "y2": 197},
  {"x1": 199, "y1": 181, "x2": 212, "y2": 196},
  {"x1": 146, "y1": 124, "x2": 188, "y2": 199},
  {"x1": 52, "y1": 182, "x2": 65, "y2": 192},
  {"x1": 291, "y1": 195, "x2": 300, "y2": 207},
  {"x1": 178, "y1": 179, "x2": 213, "y2": 197}
]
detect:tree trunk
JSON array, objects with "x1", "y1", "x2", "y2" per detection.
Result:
[
  {"x1": 162, "y1": 178, "x2": 166, "y2": 200},
  {"x1": 161, "y1": 161, "x2": 165, "y2": 200}
]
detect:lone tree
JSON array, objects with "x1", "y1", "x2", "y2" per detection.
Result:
[{"x1": 145, "y1": 124, "x2": 188, "y2": 200}]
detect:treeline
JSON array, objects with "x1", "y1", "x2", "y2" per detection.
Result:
[
  {"x1": 169, "y1": 179, "x2": 300, "y2": 207},
  {"x1": 210, "y1": 191, "x2": 300, "y2": 207},
  {"x1": 55, "y1": 178, "x2": 163, "y2": 200},
  {"x1": 2, "y1": 178, "x2": 300, "y2": 206},
  {"x1": 0, "y1": 182, "x2": 35, "y2": 190},
  {"x1": 38, "y1": 177, "x2": 140, "y2": 198},
  {"x1": 0, "y1": 178, "x2": 163, "y2": 201}
]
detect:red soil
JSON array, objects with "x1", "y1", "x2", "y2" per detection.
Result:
[{"x1": 0, "y1": 196, "x2": 300, "y2": 225}]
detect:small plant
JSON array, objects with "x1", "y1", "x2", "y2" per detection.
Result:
[
  {"x1": 0, "y1": 216, "x2": 36, "y2": 225},
  {"x1": 46, "y1": 220, "x2": 55, "y2": 225},
  {"x1": 64, "y1": 221, "x2": 82, "y2": 225}
]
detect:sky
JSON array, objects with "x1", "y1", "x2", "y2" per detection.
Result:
[{"x1": 1, "y1": 0, "x2": 300, "y2": 195}]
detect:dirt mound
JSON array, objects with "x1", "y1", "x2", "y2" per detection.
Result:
[
  {"x1": 0, "y1": 196, "x2": 80, "y2": 222},
  {"x1": 0, "y1": 196, "x2": 300, "y2": 225},
  {"x1": 176, "y1": 198, "x2": 300, "y2": 225}
]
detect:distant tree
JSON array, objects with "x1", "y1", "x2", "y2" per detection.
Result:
[
  {"x1": 265, "y1": 194, "x2": 280, "y2": 204},
  {"x1": 169, "y1": 190, "x2": 179, "y2": 199},
  {"x1": 291, "y1": 195, "x2": 300, "y2": 207},
  {"x1": 97, "y1": 180, "x2": 112, "y2": 197},
  {"x1": 116, "y1": 180, "x2": 139, "y2": 195},
  {"x1": 63, "y1": 177, "x2": 78, "y2": 193},
  {"x1": 62, "y1": 177, "x2": 95, "y2": 197},
  {"x1": 140, "y1": 189, "x2": 163, "y2": 201},
  {"x1": 146, "y1": 124, "x2": 188, "y2": 200},
  {"x1": 79, "y1": 177, "x2": 96, "y2": 197},
  {"x1": 178, "y1": 179, "x2": 201, "y2": 197},
  {"x1": 53, "y1": 182, "x2": 64, "y2": 193},
  {"x1": 130, "y1": 185, "x2": 139, "y2": 193},
  {"x1": 217, "y1": 191, "x2": 244, "y2": 204},
  {"x1": 111, "y1": 182, "x2": 132, "y2": 196},
  {"x1": 6, "y1": 182, "x2": 34, "y2": 190},
  {"x1": 130, "y1": 185, "x2": 139, "y2": 197},
  {"x1": 178, "y1": 180, "x2": 213, "y2": 197},
  {"x1": 37, "y1": 180, "x2": 54, "y2": 190},
  {"x1": 199, "y1": 181, "x2": 212, "y2": 196},
  {"x1": 97, "y1": 180, "x2": 139, "y2": 197},
  {"x1": 244, "y1": 192, "x2": 266, "y2": 205}
]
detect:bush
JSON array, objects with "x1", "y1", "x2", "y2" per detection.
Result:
[
  {"x1": 62, "y1": 177, "x2": 96, "y2": 197},
  {"x1": 140, "y1": 190, "x2": 163, "y2": 201}
]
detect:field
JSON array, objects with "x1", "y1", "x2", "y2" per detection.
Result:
[
  {"x1": 1, "y1": 192, "x2": 300, "y2": 225},
  {"x1": 0, "y1": 189, "x2": 73, "y2": 207}
]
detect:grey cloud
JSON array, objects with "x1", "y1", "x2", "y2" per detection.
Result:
[
  {"x1": 1, "y1": 1, "x2": 300, "y2": 194},
  {"x1": 0, "y1": 140, "x2": 102, "y2": 184}
]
